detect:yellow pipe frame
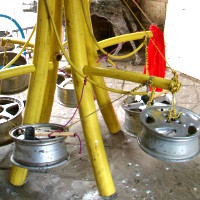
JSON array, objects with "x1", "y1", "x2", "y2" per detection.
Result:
[
  {"x1": 5, "y1": 0, "x2": 175, "y2": 195},
  {"x1": 64, "y1": 0, "x2": 115, "y2": 196},
  {"x1": 81, "y1": 0, "x2": 120, "y2": 134},
  {"x1": 98, "y1": 31, "x2": 153, "y2": 49},
  {"x1": 83, "y1": 65, "x2": 172, "y2": 91},
  {"x1": 9, "y1": 0, "x2": 53, "y2": 186},
  {"x1": 40, "y1": 0, "x2": 63, "y2": 122}
]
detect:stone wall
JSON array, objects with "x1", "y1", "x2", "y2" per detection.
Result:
[
  {"x1": 139, "y1": 0, "x2": 168, "y2": 31},
  {"x1": 90, "y1": 0, "x2": 168, "y2": 63},
  {"x1": 90, "y1": 0, "x2": 168, "y2": 40}
]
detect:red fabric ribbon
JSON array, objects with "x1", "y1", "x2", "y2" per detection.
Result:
[{"x1": 144, "y1": 25, "x2": 166, "y2": 92}]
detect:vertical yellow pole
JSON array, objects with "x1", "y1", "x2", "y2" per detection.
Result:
[
  {"x1": 9, "y1": 165, "x2": 28, "y2": 186},
  {"x1": 40, "y1": 0, "x2": 63, "y2": 122},
  {"x1": 22, "y1": 0, "x2": 52, "y2": 123},
  {"x1": 64, "y1": 0, "x2": 115, "y2": 196},
  {"x1": 9, "y1": 0, "x2": 53, "y2": 186},
  {"x1": 81, "y1": 0, "x2": 120, "y2": 134}
]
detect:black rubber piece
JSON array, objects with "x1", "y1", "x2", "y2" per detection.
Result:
[
  {"x1": 24, "y1": 126, "x2": 35, "y2": 140},
  {"x1": 141, "y1": 95, "x2": 150, "y2": 104}
]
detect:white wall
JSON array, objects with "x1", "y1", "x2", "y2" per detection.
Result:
[{"x1": 165, "y1": 0, "x2": 200, "y2": 80}]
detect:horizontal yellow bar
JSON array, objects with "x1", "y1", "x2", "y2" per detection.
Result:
[
  {"x1": 98, "y1": 31, "x2": 153, "y2": 49},
  {"x1": 83, "y1": 65, "x2": 171, "y2": 91},
  {"x1": 1, "y1": 37, "x2": 35, "y2": 48},
  {"x1": 0, "y1": 64, "x2": 35, "y2": 80}
]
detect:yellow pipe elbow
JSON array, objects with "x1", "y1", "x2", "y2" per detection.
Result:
[{"x1": 98, "y1": 31, "x2": 153, "y2": 49}]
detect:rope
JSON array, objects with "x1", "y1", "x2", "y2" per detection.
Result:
[
  {"x1": 68, "y1": 82, "x2": 146, "y2": 129},
  {"x1": 5, "y1": 119, "x2": 18, "y2": 127},
  {"x1": 121, "y1": 0, "x2": 175, "y2": 73},
  {"x1": 48, "y1": 76, "x2": 88, "y2": 137},
  {"x1": 167, "y1": 70, "x2": 181, "y2": 121},
  {"x1": 97, "y1": 42, "x2": 125, "y2": 68},
  {"x1": 121, "y1": 0, "x2": 150, "y2": 38},
  {"x1": 122, "y1": 0, "x2": 183, "y2": 120},
  {"x1": 74, "y1": 133, "x2": 82, "y2": 154},
  {"x1": 147, "y1": 86, "x2": 155, "y2": 106},
  {"x1": 167, "y1": 92, "x2": 182, "y2": 122},
  {"x1": 107, "y1": 58, "x2": 119, "y2": 69},
  {"x1": 58, "y1": 68, "x2": 71, "y2": 78},
  {"x1": 63, "y1": 76, "x2": 87, "y2": 128}
]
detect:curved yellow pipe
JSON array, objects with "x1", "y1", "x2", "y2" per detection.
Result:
[
  {"x1": 98, "y1": 31, "x2": 153, "y2": 49},
  {"x1": 2, "y1": 26, "x2": 36, "y2": 70},
  {"x1": 2, "y1": 30, "x2": 152, "y2": 51}
]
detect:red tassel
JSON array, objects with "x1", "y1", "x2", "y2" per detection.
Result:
[{"x1": 144, "y1": 25, "x2": 166, "y2": 92}]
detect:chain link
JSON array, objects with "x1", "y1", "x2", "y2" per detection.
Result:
[{"x1": 144, "y1": 37, "x2": 149, "y2": 76}]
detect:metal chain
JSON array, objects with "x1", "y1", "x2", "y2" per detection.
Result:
[
  {"x1": 147, "y1": 86, "x2": 155, "y2": 106},
  {"x1": 144, "y1": 37, "x2": 149, "y2": 76}
]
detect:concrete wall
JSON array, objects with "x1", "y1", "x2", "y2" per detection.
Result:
[{"x1": 139, "y1": 0, "x2": 168, "y2": 31}]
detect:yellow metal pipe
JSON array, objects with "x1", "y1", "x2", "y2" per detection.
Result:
[
  {"x1": 0, "y1": 64, "x2": 35, "y2": 80},
  {"x1": 98, "y1": 31, "x2": 153, "y2": 49},
  {"x1": 61, "y1": 31, "x2": 152, "y2": 50},
  {"x1": 63, "y1": 65, "x2": 72, "y2": 74},
  {"x1": 81, "y1": 0, "x2": 120, "y2": 134},
  {"x1": 83, "y1": 65, "x2": 172, "y2": 91},
  {"x1": 9, "y1": 166, "x2": 28, "y2": 187},
  {"x1": 64, "y1": 0, "x2": 115, "y2": 196},
  {"x1": 40, "y1": 0, "x2": 63, "y2": 122},
  {"x1": 1, "y1": 37, "x2": 34, "y2": 48},
  {"x1": 23, "y1": 0, "x2": 51, "y2": 123},
  {"x1": 9, "y1": 0, "x2": 52, "y2": 186},
  {"x1": 3, "y1": 26, "x2": 36, "y2": 70}
]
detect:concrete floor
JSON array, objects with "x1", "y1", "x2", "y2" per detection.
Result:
[{"x1": 0, "y1": 61, "x2": 200, "y2": 200}]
